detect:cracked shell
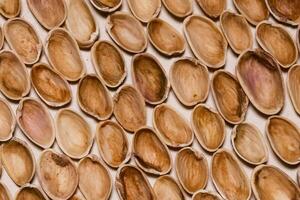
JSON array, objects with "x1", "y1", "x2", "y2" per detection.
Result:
[
  {"x1": 15, "y1": 184, "x2": 48, "y2": 200},
  {"x1": 127, "y1": 0, "x2": 161, "y2": 23},
  {"x1": 153, "y1": 175, "x2": 184, "y2": 200},
  {"x1": 0, "y1": 182, "x2": 12, "y2": 200},
  {"x1": 196, "y1": 0, "x2": 226, "y2": 18},
  {"x1": 0, "y1": 0, "x2": 20, "y2": 18},
  {"x1": 162, "y1": 0, "x2": 192, "y2": 18},
  {"x1": 0, "y1": 98, "x2": 15, "y2": 141},
  {"x1": 192, "y1": 190, "x2": 223, "y2": 200},
  {"x1": 89, "y1": 0, "x2": 122, "y2": 12},
  {"x1": 287, "y1": 64, "x2": 300, "y2": 115}
]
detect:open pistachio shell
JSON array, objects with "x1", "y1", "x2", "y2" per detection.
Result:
[
  {"x1": 0, "y1": 98, "x2": 15, "y2": 141},
  {"x1": 69, "y1": 190, "x2": 86, "y2": 200},
  {"x1": 27, "y1": 0, "x2": 67, "y2": 30},
  {"x1": 106, "y1": 12, "x2": 147, "y2": 53},
  {"x1": 113, "y1": 85, "x2": 146, "y2": 132},
  {"x1": 56, "y1": 109, "x2": 93, "y2": 159},
  {"x1": 212, "y1": 70, "x2": 249, "y2": 124},
  {"x1": 176, "y1": 147, "x2": 208, "y2": 194},
  {"x1": 211, "y1": 149, "x2": 251, "y2": 200},
  {"x1": 16, "y1": 184, "x2": 48, "y2": 200},
  {"x1": 236, "y1": 49, "x2": 284, "y2": 115},
  {"x1": 132, "y1": 53, "x2": 170, "y2": 105},
  {"x1": 89, "y1": 0, "x2": 122, "y2": 12},
  {"x1": 31, "y1": 63, "x2": 72, "y2": 107},
  {"x1": 133, "y1": 127, "x2": 172, "y2": 175},
  {"x1": 252, "y1": 165, "x2": 300, "y2": 200},
  {"x1": 127, "y1": 0, "x2": 161, "y2": 23},
  {"x1": 162, "y1": 0, "x2": 192, "y2": 18},
  {"x1": 192, "y1": 190, "x2": 223, "y2": 200},
  {"x1": 1, "y1": 138, "x2": 35, "y2": 186},
  {"x1": 256, "y1": 22, "x2": 297, "y2": 69},
  {"x1": 65, "y1": 0, "x2": 99, "y2": 49},
  {"x1": 115, "y1": 164, "x2": 156, "y2": 200},
  {"x1": 184, "y1": 15, "x2": 227, "y2": 69},
  {"x1": 96, "y1": 120, "x2": 130, "y2": 168},
  {"x1": 170, "y1": 58, "x2": 209, "y2": 106},
  {"x1": 288, "y1": 64, "x2": 300, "y2": 115},
  {"x1": 91, "y1": 40, "x2": 126, "y2": 88},
  {"x1": 266, "y1": 116, "x2": 300, "y2": 165},
  {"x1": 38, "y1": 149, "x2": 78, "y2": 200},
  {"x1": 196, "y1": 0, "x2": 226, "y2": 18},
  {"x1": 16, "y1": 98, "x2": 55, "y2": 149},
  {"x1": 153, "y1": 103, "x2": 194, "y2": 148},
  {"x1": 220, "y1": 11, "x2": 253, "y2": 54},
  {"x1": 0, "y1": 50, "x2": 30, "y2": 100},
  {"x1": 233, "y1": 0, "x2": 269, "y2": 25},
  {"x1": 45, "y1": 28, "x2": 86, "y2": 82},
  {"x1": 231, "y1": 123, "x2": 269, "y2": 165},
  {"x1": 191, "y1": 104, "x2": 225, "y2": 152},
  {"x1": 0, "y1": 182, "x2": 12, "y2": 200},
  {"x1": 77, "y1": 74, "x2": 113, "y2": 120},
  {"x1": 0, "y1": 0, "x2": 20, "y2": 18},
  {"x1": 153, "y1": 175, "x2": 184, "y2": 200},
  {"x1": 78, "y1": 155, "x2": 112, "y2": 200},
  {"x1": 147, "y1": 18, "x2": 185, "y2": 56}
]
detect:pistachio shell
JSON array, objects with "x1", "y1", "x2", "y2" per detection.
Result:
[
  {"x1": 77, "y1": 74, "x2": 113, "y2": 120},
  {"x1": 0, "y1": 50, "x2": 30, "y2": 100},
  {"x1": 153, "y1": 103, "x2": 194, "y2": 148},
  {"x1": 176, "y1": 147, "x2": 209, "y2": 194},
  {"x1": 212, "y1": 70, "x2": 249, "y2": 124},
  {"x1": 211, "y1": 149, "x2": 251, "y2": 200},
  {"x1": 27, "y1": 0, "x2": 67, "y2": 30},
  {"x1": 233, "y1": 0, "x2": 269, "y2": 25},
  {"x1": 96, "y1": 120, "x2": 130, "y2": 168},
  {"x1": 133, "y1": 127, "x2": 172, "y2": 175},
  {"x1": 231, "y1": 123, "x2": 269, "y2": 165},
  {"x1": 91, "y1": 40, "x2": 126, "y2": 88},
  {"x1": 192, "y1": 190, "x2": 223, "y2": 200},
  {"x1": 132, "y1": 53, "x2": 169, "y2": 105},
  {"x1": 69, "y1": 190, "x2": 86, "y2": 200},
  {"x1": 113, "y1": 85, "x2": 146, "y2": 132},
  {"x1": 196, "y1": 0, "x2": 226, "y2": 18},
  {"x1": 78, "y1": 155, "x2": 112, "y2": 200},
  {"x1": 266, "y1": 116, "x2": 300, "y2": 165},
  {"x1": 45, "y1": 28, "x2": 86, "y2": 82},
  {"x1": 16, "y1": 98, "x2": 55, "y2": 149},
  {"x1": 31, "y1": 63, "x2": 72, "y2": 107},
  {"x1": 191, "y1": 104, "x2": 225, "y2": 152},
  {"x1": 251, "y1": 165, "x2": 300, "y2": 200},
  {"x1": 56, "y1": 109, "x2": 93, "y2": 159},
  {"x1": 288, "y1": 64, "x2": 300, "y2": 115},
  {"x1": 153, "y1": 175, "x2": 184, "y2": 200},
  {"x1": 0, "y1": 0, "x2": 20, "y2": 18},
  {"x1": 0, "y1": 98, "x2": 15, "y2": 141},
  {"x1": 37, "y1": 149, "x2": 78, "y2": 200},
  {"x1": 65, "y1": 0, "x2": 99, "y2": 48},
  {"x1": 220, "y1": 11, "x2": 253, "y2": 54},
  {"x1": 0, "y1": 182, "x2": 12, "y2": 200},
  {"x1": 106, "y1": 12, "x2": 147, "y2": 53},
  {"x1": 236, "y1": 49, "x2": 284, "y2": 115},
  {"x1": 170, "y1": 58, "x2": 209, "y2": 106},
  {"x1": 162, "y1": 0, "x2": 193, "y2": 18},
  {"x1": 127, "y1": 0, "x2": 161, "y2": 23},
  {"x1": 1, "y1": 138, "x2": 35, "y2": 186},
  {"x1": 16, "y1": 184, "x2": 48, "y2": 200},
  {"x1": 115, "y1": 164, "x2": 156, "y2": 200},
  {"x1": 89, "y1": 0, "x2": 122, "y2": 12},
  {"x1": 184, "y1": 15, "x2": 227, "y2": 69},
  {"x1": 147, "y1": 18, "x2": 185, "y2": 56},
  {"x1": 0, "y1": 26, "x2": 4, "y2": 50}
]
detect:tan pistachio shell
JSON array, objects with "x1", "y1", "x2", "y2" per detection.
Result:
[
  {"x1": 127, "y1": 0, "x2": 161, "y2": 23},
  {"x1": 96, "y1": 120, "x2": 131, "y2": 168},
  {"x1": 0, "y1": 50, "x2": 30, "y2": 100},
  {"x1": 211, "y1": 149, "x2": 251, "y2": 200},
  {"x1": 220, "y1": 10, "x2": 253, "y2": 54},
  {"x1": 153, "y1": 103, "x2": 194, "y2": 148},
  {"x1": 233, "y1": 0, "x2": 269, "y2": 25},
  {"x1": 37, "y1": 149, "x2": 78, "y2": 200},
  {"x1": 16, "y1": 98, "x2": 56, "y2": 149},
  {"x1": 196, "y1": 0, "x2": 226, "y2": 18},
  {"x1": 1, "y1": 138, "x2": 35, "y2": 186},
  {"x1": 184, "y1": 15, "x2": 227, "y2": 69},
  {"x1": 56, "y1": 109, "x2": 93, "y2": 159},
  {"x1": 69, "y1": 190, "x2": 86, "y2": 200},
  {"x1": 27, "y1": 0, "x2": 67, "y2": 30},
  {"x1": 0, "y1": 26, "x2": 4, "y2": 50},
  {"x1": 212, "y1": 70, "x2": 249, "y2": 124},
  {"x1": 231, "y1": 123, "x2": 269, "y2": 165},
  {"x1": 106, "y1": 12, "x2": 147, "y2": 53},
  {"x1": 78, "y1": 155, "x2": 112, "y2": 200},
  {"x1": 191, "y1": 104, "x2": 225, "y2": 152},
  {"x1": 147, "y1": 18, "x2": 185, "y2": 56},
  {"x1": 153, "y1": 175, "x2": 184, "y2": 200},
  {"x1": 45, "y1": 28, "x2": 86, "y2": 82},
  {"x1": 0, "y1": 182, "x2": 12, "y2": 200},
  {"x1": 162, "y1": 0, "x2": 192, "y2": 18},
  {"x1": 192, "y1": 190, "x2": 223, "y2": 200},
  {"x1": 266, "y1": 116, "x2": 300, "y2": 165},
  {"x1": 0, "y1": 0, "x2": 20, "y2": 18},
  {"x1": 176, "y1": 147, "x2": 209, "y2": 194},
  {"x1": 15, "y1": 184, "x2": 49, "y2": 200},
  {"x1": 113, "y1": 85, "x2": 146, "y2": 132},
  {"x1": 236, "y1": 49, "x2": 284, "y2": 115},
  {"x1": 251, "y1": 165, "x2": 300, "y2": 200},
  {"x1": 115, "y1": 164, "x2": 156, "y2": 200},
  {"x1": 77, "y1": 74, "x2": 113, "y2": 120},
  {"x1": 287, "y1": 64, "x2": 300, "y2": 115},
  {"x1": 91, "y1": 40, "x2": 126, "y2": 88},
  {"x1": 89, "y1": 0, "x2": 122, "y2": 13},
  {"x1": 132, "y1": 53, "x2": 170, "y2": 105},
  {"x1": 0, "y1": 98, "x2": 15, "y2": 141},
  {"x1": 133, "y1": 127, "x2": 172, "y2": 175}
]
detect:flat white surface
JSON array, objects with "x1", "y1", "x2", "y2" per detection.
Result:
[{"x1": 1, "y1": 0, "x2": 299, "y2": 199}]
